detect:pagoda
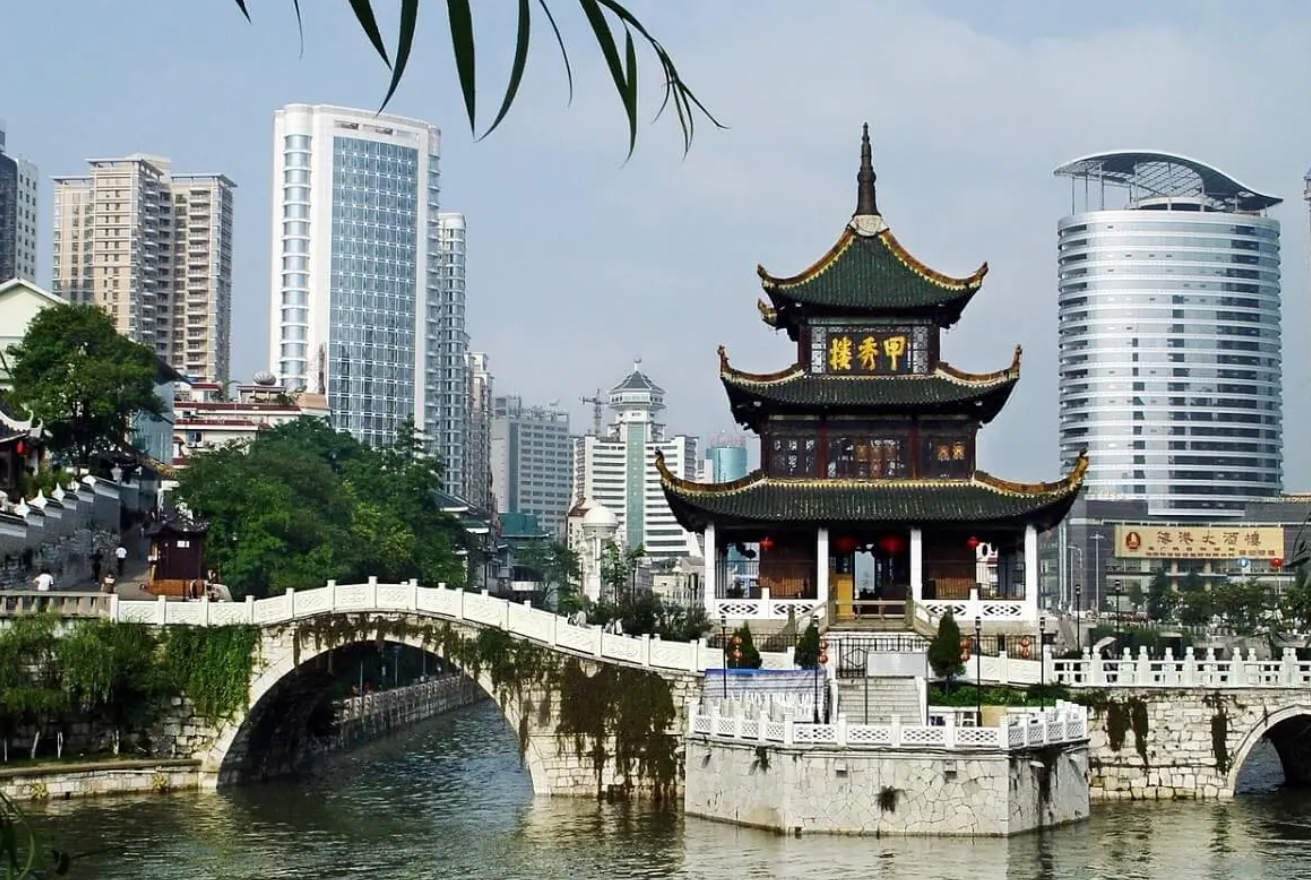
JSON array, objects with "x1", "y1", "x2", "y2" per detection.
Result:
[{"x1": 656, "y1": 127, "x2": 1086, "y2": 628}]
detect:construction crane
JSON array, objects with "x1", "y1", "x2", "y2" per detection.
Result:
[{"x1": 580, "y1": 389, "x2": 606, "y2": 437}]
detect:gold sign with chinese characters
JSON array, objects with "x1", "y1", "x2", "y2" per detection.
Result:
[
  {"x1": 823, "y1": 331, "x2": 914, "y2": 375},
  {"x1": 1113, "y1": 525, "x2": 1285, "y2": 560}
]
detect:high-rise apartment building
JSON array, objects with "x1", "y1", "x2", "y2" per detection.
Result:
[
  {"x1": 1054, "y1": 151, "x2": 1282, "y2": 517},
  {"x1": 491, "y1": 395, "x2": 572, "y2": 538},
  {"x1": 268, "y1": 105, "x2": 467, "y2": 485},
  {"x1": 571, "y1": 363, "x2": 700, "y2": 561},
  {"x1": 52, "y1": 155, "x2": 235, "y2": 383},
  {"x1": 464, "y1": 352, "x2": 494, "y2": 513},
  {"x1": 0, "y1": 123, "x2": 38, "y2": 283}
]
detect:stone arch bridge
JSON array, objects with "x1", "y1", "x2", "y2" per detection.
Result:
[{"x1": 99, "y1": 581, "x2": 711, "y2": 798}]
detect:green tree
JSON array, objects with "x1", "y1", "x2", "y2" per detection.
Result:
[
  {"x1": 0, "y1": 615, "x2": 65, "y2": 760},
  {"x1": 599, "y1": 540, "x2": 645, "y2": 601},
  {"x1": 1146, "y1": 570, "x2": 1175, "y2": 622},
  {"x1": 928, "y1": 611, "x2": 966, "y2": 684},
  {"x1": 1176, "y1": 590, "x2": 1214, "y2": 627},
  {"x1": 230, "y1": 0, "x2": 719, "y2": 157},
  {"x1": 1211, "y1": 580, "x2": 1272, "y2": 637},
  {"x1": 515, "y1": 541, "x2": 582, "y2": 612},
  {"x1": 57, "y1": 621, "x2": 163, "y2": 755},
  {"x1": 1180, "y1": 569, "x2": 1205, "y2": 594},
  {"x1": 794, "y1": 620, "x2": 820, "y2": 670},
  {"x1": 3, "y1": 304, "x2": 162, "y2": 467},
  {"x1": 726, "y1": 624, "x2": 762, "y2": 669}
]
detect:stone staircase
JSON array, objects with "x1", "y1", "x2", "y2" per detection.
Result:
[{"x1": 836, "y1": 676, "x2": 924, "y2": 726}]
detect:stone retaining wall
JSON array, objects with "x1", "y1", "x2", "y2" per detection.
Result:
[
  {"x1": 0, "y1": 758, "x2": 201, "y2": 802},
  {"x1": 684, "y1": 738, "x2": 1089, "y2": 836},
  {"x1": 312, "y1": 675, "x2": 486, "y2": 757}
]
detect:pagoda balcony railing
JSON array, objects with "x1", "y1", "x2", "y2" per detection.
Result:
[{"x1": 713, "y1": 559, "x2": 822, "y2": 623}]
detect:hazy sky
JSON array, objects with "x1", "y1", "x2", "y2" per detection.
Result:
[{"x1": 5, "y1": 0, "x2": 1310, "y2": 488}]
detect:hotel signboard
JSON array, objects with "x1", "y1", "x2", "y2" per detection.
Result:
[{"x1": 1113, "y1": 525, "x2": 1284, "y2": 561}]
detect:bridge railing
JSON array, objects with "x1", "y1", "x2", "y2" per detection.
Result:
[
  {"x1": 974, "y1": 645, "x2": 1311, "y2": 689},
  {"x1": 93, "y1": 579, "x2": 801, "y2": 676},
  {"x1": 688, "y1": 700, "x2": 1088, "y2": 751},
  {"x1": 0, "y1": 590, "x2": 110, "y2": 618}
]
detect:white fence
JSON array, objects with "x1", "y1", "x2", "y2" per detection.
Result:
[
  {"x1": 688, "y1": 700, "x2": 1087, "y2": 751},
  {"x1": 81, "y1": 579, "x2": 806, "y2": 676},
  {"x1": 974, "y1": 646, "x2": 1311, "y2": 690}
]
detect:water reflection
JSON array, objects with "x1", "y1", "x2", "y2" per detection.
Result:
[{"x1": 29, "y1": 702, "x2": 1311, "y2": 880}]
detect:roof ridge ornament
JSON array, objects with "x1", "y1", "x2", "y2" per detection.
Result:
[{"x1": 850, "y1": 123, "x2": 887, "y2": 237}]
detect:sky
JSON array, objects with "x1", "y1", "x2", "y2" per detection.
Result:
[{"x1": 5, "y1": 0, "x2": 1310, "y2": 488}]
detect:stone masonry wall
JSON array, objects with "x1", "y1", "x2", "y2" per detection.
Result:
[
  {"x1": 1083, "y1": 688, "x2": 1311, "y2": 799},
  {"x1": 683, "y1": 737, "x2": 1089, "y2": 836},
  {"x1": 316, "y1": 675, "x2": 486, "y2": 756}
]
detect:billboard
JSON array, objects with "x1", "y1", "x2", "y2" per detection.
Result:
[{"x1": 1113, "y1": 525, "x2": 1284, "y2": 561}]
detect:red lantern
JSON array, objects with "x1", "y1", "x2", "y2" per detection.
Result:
[
  {"x1": 14, "y1": 440, "x2": 25, "y2": 456},
  {"x1": 759, "y1": 537, "x2": 775, "y2": 552},
  {"x1": 1272, "y1": 558, "x2": 1284, "y2": 569},
  {"x1": 966, "y1": 536, "x2": 981, "y2": 550},
  {"x1": 833, "y1": 535, "x2": 859, "y2": 555},
  {"x1": 879, "y1": 535, "x2": 905, "y2": 556}
]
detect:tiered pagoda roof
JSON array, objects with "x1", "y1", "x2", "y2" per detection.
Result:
[
  {"x1": 718, "y1": 344, "x2": 1021, "y2": 432},
  {"x1": 658, "y1": 124, "x2": 1087, "y2": 533},
  {"x1": 656, "y1": 449, "x2": 1087, "y2": 531}
]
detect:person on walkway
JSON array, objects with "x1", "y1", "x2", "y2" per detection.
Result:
[
  {"x1": 33, "y1": 568, "x2": 54, "y2": 592},
  {"x1": 101, "y1": 573, "x2": 116, "y2": 595},
  {"x1": 91, "y1": 549, "x2": 104, "y2": 583},
  {"x1": 115, "y1": 543, "x2": 128, "y2": 576}
]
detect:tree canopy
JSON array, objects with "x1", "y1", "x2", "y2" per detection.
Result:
[
  {"x1": 3, "y1": 304, "x2": 162, "y2": 467},
  {"x1": 230, "y1": 0, "x2": 720, "y2": 157},
  {"x1": 174, "y1": 416, "x2": 468, "y2": 598}
]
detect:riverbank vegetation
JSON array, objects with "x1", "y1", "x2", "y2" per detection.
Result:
[
  {"x1": 174, "y1": 417, "x2": 470, "y2": 599},
  {"x1": 0, "y1": 617, "x2": 259, "y2": 764}
]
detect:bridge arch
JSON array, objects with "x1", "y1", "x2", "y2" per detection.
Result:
[
  {"x1": 1225, "y1": 703, "x2": 1311, "y2": 796},
  {"x1": 199, "y1": 620, "x2": 553, "y2": 794}
]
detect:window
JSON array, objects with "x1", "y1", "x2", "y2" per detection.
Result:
[
  {"x1": 920, "y1": 436, "x2": 972, "y2": 479},
  {"x1": 768, "y1": 436, "x2": 818, "y2": 478},
  {"x1": 827, "y1": 437, "x2": 906, "y2": 479}
]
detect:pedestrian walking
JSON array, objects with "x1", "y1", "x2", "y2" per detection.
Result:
[
  {"x1": 101, "y1": 574, "x2": 117, "y2": 595},
  {"x1": 33, "y1": 568, "x2": 54, "y2": 592},
  {"x1": 91, "y1": 549, "x2": 104, "y2": 583},
  {"x1": 115, "y1": 543, "x2": 128, "y2": 576}
]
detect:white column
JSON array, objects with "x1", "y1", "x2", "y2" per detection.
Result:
[
  {"x1": 815, "y1": 527, "x2": 830, "y2": 615},
  {"x1": 703, "y1": 521, "x2": 717, "y2": 616},
  {"x1": 910, "y1": 528, "x2": 924, "y2": 602},
  {"x1": 1024, "y1": 524, "x2": 1039, "y2": 621}
]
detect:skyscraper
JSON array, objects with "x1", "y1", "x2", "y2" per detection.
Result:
[
  {"x1": 572, "y1": 363, "x2": 700, "y2": 561},
  {"x1": 268, "y1": 104, "x2": 467, "y2": 479},
  {"x1": 1054, "y1": 151, "x2": 1282, "y2": 517},
  {"x1": 51, "y1": 154, "x2": 235, "y2": 383},
  {"x1": 465, "y1": 352, "x2": 494, "y2": 514},
  {"x1": 0, "y1": 123, "x2": 38, "y2": 283},
  {"x1": 491, "y1": 395, "x2": 573, "y2": 538}
]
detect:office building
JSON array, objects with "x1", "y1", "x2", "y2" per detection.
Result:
[
  {"x1": 52, "y1": 154, "x2": 235, "y2": 383},
  {"x1": 465, "y1": 352, "x2": 494, "y2": 514},
  {"x1": 268, "y1": 104, "x2": 468, "y2": 488},
  {"x1": 701, "y1": 433, "x2": 748, "y2": 483},
  {"x1": 491, "y1": 395, "x2": 572, "y2": 538},
  {"x1": 571, "y1": 363, "x2": 700, "y2": 561},
  {"x1": 0, "y1": 123, "x2": 38, "y2": 283},
  {"x1": 1054, "y1": 151, "x2": 1282, "y2": 519}
]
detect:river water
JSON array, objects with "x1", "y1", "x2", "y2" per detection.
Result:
[{"x1": 32, "y1": 701, "x2": 1311, "y2": 880}]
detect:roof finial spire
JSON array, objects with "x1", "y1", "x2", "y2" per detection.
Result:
[{"x1": 855, "y1": 123, "x2": 879, "y2": 217}]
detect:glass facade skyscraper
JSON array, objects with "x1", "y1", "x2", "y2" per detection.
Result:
[
  {"x1": 1054, "y1": 151, "x2": 1283, "y2": 518},
  {"x1": 269, "y1": 105, "x2": 469, "y2": 495},
  {"x1": 0, "y1": 123, "x2": 38, "y2": 283}
]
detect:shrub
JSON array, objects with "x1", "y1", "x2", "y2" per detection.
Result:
[{"x1": 927, "y1": 611, "x2": 965, "y2": 683}]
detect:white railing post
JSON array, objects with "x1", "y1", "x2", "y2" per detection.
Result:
[
  {"x1": 108, "y1": 594, "x2": 120, "y2": 623},
  {"x1": 836, "y1": 714, "x2": 848, "y2": 747},
  {"x1": 997, "y1": 650, "x2": 1010, "y2": 685},
  {"x1": 1283, "y1": 648, "x2": 1297, "y2": 687},
  {"x1": 1183, "y1": 647, "x2": 1197, "y2": 687},
  {"x1": 758, "y1": 710, "x2": 769, "y2": 744},
  {"x1": 155, "y1": 594, "x2": 168, "y2": 625},
  {"x1": 244, "y1": 594, "x2": 255, "y2": 623},
  {"x1": 201, "y1": 595, "x2": 211, "y2": 627},
  {"x1": 549, "y1": 612, "x2": 558, "y2": 647},
  {"x1": 998, "y1": 716, "x2": 1010, "y2": 749},
  {"x1": 709, "y1": 707, "x2": 720, "y2": 740},
  {"x1": 286, "y1": 588, "x2": 297, "y2": 620},
  {"x1": 455, "y1": 586, "x2": 465, "y2": 620},
  {"x1": 368, "y1": 576, "x2": 379, "y2": 609},
  {"x1": 759, "y1": 587, "x2": 772, "y2": 619},
  {"x1": 594, "y1": 625, "x2": 604, "y2": 658},
  {"x1": 640, "y1": 633, "x2": 651, "y2": 667},
  {"x1": 783, "y1": 710, "x2": 795, "y2": 746},
  {"x1": 327, "y1": 580, "x2": 337, "y2": 612},
  {"x1": 890, "y1": 716, "x2": 902, "y2": 748},
  {"x1": 944, "y1": 712, "x2": 956, "y2": 749}
]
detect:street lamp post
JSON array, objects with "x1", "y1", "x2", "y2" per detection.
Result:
[
  {"x1": 1075, "y1": 584, "x2": 1083, "y2": 653},
  {"x1": 1038, "y1": 616, "x2": 1047, "y2": 705},
  {"x1": 1091, "y1": 533, "x2": 1107, "y2": 613},
  {"x1": 719, "y1": 612, "x2": 728, "y2": 699},
  {"x1": 1112, "y1": 581, "x2": 1123, "y2": 647},
  {"x1": 974, "y1": 616, "x2": 982, "y2": 727}
]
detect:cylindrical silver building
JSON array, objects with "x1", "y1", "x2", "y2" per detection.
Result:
[{"x1": 1054, "y1": 151, "x2": 1283, "y2": 518}]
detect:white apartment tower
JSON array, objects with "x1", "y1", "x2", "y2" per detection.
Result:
[
  {"x1": 464, "y1": 352, "x2": 494, "y2": 514},
  {"x1": 0, "y1": 123, "x2": 39, "y2": 283},
  {"x1": 268, "y1": 105, "x2": 468, "y2": 492},
  {"x1": 52, "y1": 155, "x2": 235, "y2": 383},
  {"x1": 491, "y1": 395, "x2": 573, "y2": 538},
  {"x1": 571, "y1": 363, "x2": 700, "y2": 561}
]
